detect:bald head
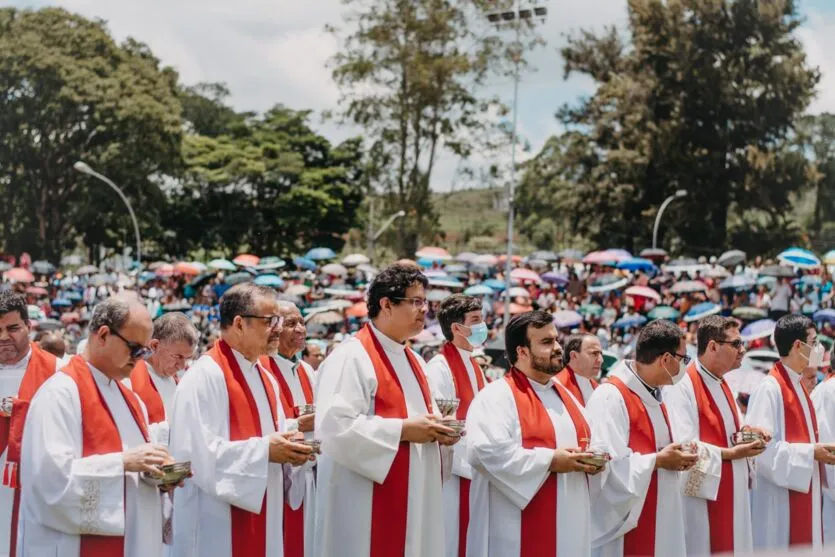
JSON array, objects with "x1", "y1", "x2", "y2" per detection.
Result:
[
  {"x1": 38, "y1": 333, "x2": 66, "y2": 359},
  {"x1": 86, "y1": 296, "x2": 153, "y2": 380}
]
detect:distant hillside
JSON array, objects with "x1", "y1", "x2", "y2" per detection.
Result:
[{"x1": 432, "y1": 188, "x2": 514, "y2": 253}]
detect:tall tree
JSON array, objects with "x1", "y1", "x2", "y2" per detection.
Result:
[
  {"x1": 794, "y1": 113, "x2": 835, "y2": 243},
  {"x1": 516, "y1": 0, "x2": 818, "y2": 254},
  {"x1": 327, "y1": 0, "x2": 528, "y2": 257},
  {"x1": 0, "y1": 8, "x2": 182, "y2": 261}
]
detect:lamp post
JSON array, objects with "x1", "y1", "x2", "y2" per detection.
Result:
[
  {"x1": 652, "y1": 189, "x2": 688, "y2": 249},
  {"x1": 73, "y1": 161, "x2": 142, "y2": 268},
  {"x1": 486, "y1": 0, "x2": 548, "y2": 325},
  {"x1": 366, "y1": 198, "x2": 406, "y2": 262}
]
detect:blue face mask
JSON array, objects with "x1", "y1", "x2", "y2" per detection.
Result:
[{"x1": 464, "y1": 322, "x2": 489, "y2": 347}]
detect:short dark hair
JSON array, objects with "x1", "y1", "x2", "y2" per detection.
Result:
[
  {"x1": 774, "y1": 314, "x2": 815, "y2": 357},
  {"x1": 696, "y1": 315, "x2": 739, "y2": 356},
  {"x1": 564, "y1": 333, "x2": 596, "y2": 365},
  {"x1": 219, "y1": 283, "x2": 277, "y2": 329},
  {"x1": 0, "y1": 291, "x2": 28, "y2": 323},
  {"x1": 438, "y1": 294, "x2": 482, "y2": 341},
  {"x1": 635, "y1": 320, "x2": 684, "y2": 365},
  {"x1": 505, "y1": 310, "x2": 553, "y2": 365},
  {"x1": 367, "y1": 264, "x2": 429, "y2": 319}
]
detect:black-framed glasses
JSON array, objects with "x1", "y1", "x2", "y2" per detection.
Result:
[
  {"x1": 671, "y1": 352, "x2": 692, "y2": 365},
  {"x1": 715, "y1": 339, "x2": 744, "y2": 350},
  {"x1": 241, "y1": 314, "x2": 283, "y2": 329},
  {"x1": 391, "y1": 297, "x2": 428, "y2": 308},
  {"x1": 111, "y1": 330, "x2": 154, "y2": 359}
]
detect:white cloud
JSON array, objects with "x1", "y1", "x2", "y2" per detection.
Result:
[{"x1": 798, "y1": 8, "x2": 835, "y2": 114}]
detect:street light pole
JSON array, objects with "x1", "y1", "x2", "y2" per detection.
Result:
[
  {"x1": 73, "y1": 161, "x2": 142, "y2": 269},
  {"x1": 652, "y1": 189, "x2": 688, "y2": 249},
  {"x1": 486, "y1": 0, "x2": 548, "y2": 326},
  {"x1": 367, "y1": 201, "x2": 406, "y2": 263}
]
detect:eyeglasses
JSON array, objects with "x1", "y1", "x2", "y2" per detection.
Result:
[
  {"x1": 715, "y1": 339, "x2": 744, "y2": 350},
  {"x1": 111, "y1": 330, "x2": 154, "y2": 359},
  {"x1": 241, "y1": 315, "x2": 283, "y2": 329},
  {"x1": 671, "y1": 352, "x2": 692, "y2": 365},
  {"x1": 392, "y1": 297, "x2": 428, "y2": 309}
]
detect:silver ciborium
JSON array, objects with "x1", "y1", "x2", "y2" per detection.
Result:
[{"x1": 435, "y1": 398, "x2": 460, "y2": 418}]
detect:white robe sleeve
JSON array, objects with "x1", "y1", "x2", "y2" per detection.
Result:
[
  {"x1": 745, "y1": 377, "x2": 814, "y2": 493},
  {"x1": 315, "y1": 341, "x2": 403, "y2": 484},
  {"x1": 812, "y1": 383, "x2": 835, "y2": 496},
  {"x1": 585, "y1": 384, "x2": 656, "y2": 546},
  {"x1": 465, "y1": 381, "x2": 553, "y2": 510},
  {"x1": 168, "y1": 360, "x2": 270, "y2": 514},
  {"x1": 662, "y1": 380, "x2": 722, "y2": 501},
  {"x1": 21, "y1": 375, "x2": 126, "y2": 536}
]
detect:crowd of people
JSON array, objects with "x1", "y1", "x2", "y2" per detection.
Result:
[{"x1": 0, "y1": 248, "x2": 834, "y2": 556}]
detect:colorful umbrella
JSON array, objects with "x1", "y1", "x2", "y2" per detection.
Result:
[
  {"x1": 174, "y1": 262, "x2": 202, "y2": 276},
  {"x1": 639, "y1": 248, "x2": 668, "y2": 262},
  {"x1": 670, "y1": 280, "x2": 708, "y2": 294},
  {"x1": 4, "y1": 268, "x2": 34, "y2": 283},
  {"x1": 293, "y1": 256, "x2": 318, "y2": 271},
  {"x1": 613, "y1": 315, "x2": 648, "y2": 329},
  {"x1": 684, "y1": 302, "x2": 721, "y2": 322},
  {"x1": 25, "y1": 286, "x2": 48, "y2": 296},
  {"x1": 321, "y1": 263, "x2": 348, "y2": 277},
  {"x1": 305, "y1": 247, "x2": 337, "y2": 261},
  {"x1": 741, "y1": 319, "x2": 776, "y2": 341},
  {"x1": 583, "y1": 251, "x2": 617, "y2": 265},
  {"x1": 208, "y1": 258, "x2": 237, "y2": 271},
  {"x1": 578, "y1": 304, "x2": 603, "y2": 317},
  {"x1": 510, "y1": 268, "x2": 541, "y2": 284},
  {"x1": 415, "y1": 247, "x2": 451, "y2": 261},
  {"x1": 588, "y1": 274, "x2": 629, "y2": 293},
  {"x1": 616, "y1": 258, "x2": 656, "y2": 273},
  {"x1": 342, "y1": 254, "x2": 370, "y2": 267},
  {"x1": 824, "y1": 249, "x2": 835, "y2": 266},
  {"x1": 647, "y1": 306, "x2": 680, "y2": 320},
  {"x1": 530, "y1": 250, "x2": 559, "y2": 262},
  {"x1": 253, "y1": 274, "x2": 285, "y2": 288},
  {"x1": 482, "y1": 278, "x2": 506, "y2": 291},
  {"x1": 225, "y1": 272, "x2": 254, "y2": 286},
  {"x1": 427, "y1": 289, "x2": 452, "y2": 302},
  {"x1": 625, "y1": 286, "x2": 661, "y2": 303},
  {"x1": 777, "y1": 247, "x2": 820, "y2": 269},
  {"x1": 507, "y1": 286, "x2": 531, "y2": 298},
  {"x1": 717, "y1": 249, "x2": 746, "y2": 268},
  {"x1": 51, "y1": 298, "x2": 72, "y2": 308},
  {"x1": 541, "y1": 272, "x2": 568, "y2": 285},
  {"x1": 718, "y1": 275, "x2": 756, "y2": 291},
  {"x1": 233, "y1": 254, "x2": 260, "y2": 267},
  {"x1": 346, "y1": 301, "x2": 368, "y2": 318},
  {"x1": 732, "y1": 307, "x2": 768, "y2": 321},
  {"x1": 464, "y1": 284, "x2": 494, "y2": 296},
  {"x1": 472, "y1": 254, "x2": 498, "y2": 266},
  {"x1": 813, "y1": 309, "x2": 835, "y2": 325},
  {"x1": 759, "y1": 265, "x2": 795, "y2": 279},
  {"x1": 553, "y1": 310, "x2": 583, "y2": 328},
  {"x1": 255, "y1": 256, "x2": 286, "y2": 271},
  {"x1": 455, "y1": 252, "x2": 478, "y2": 263},
  {"x1": 428, "y1": 277, "x2": 464, "y2": 289},
  {"x1": 31, "y1": 261, "x2": 55, "y2": 275}
]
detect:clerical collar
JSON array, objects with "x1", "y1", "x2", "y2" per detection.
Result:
[
  {"x1": 696, "y1": 359, "x2": 722, "y2": 383},
  {"x1": 370, "y1": 323, "x2": 407, "y2": 352},
  {"x1": 277, "y1": 352, "x2": 299, "y2": 365},
  {"x1": 782, "y1": 362, "x2": 803, "y2": 384},
  {"x1": 87, "y1": 360, "x2": 115, "y2": 386},
  {"x1": 230, "y1": 347, "x2": 258, "y2": 373},
  {"x1": 626, "y1": 361, "x2": 662, "y2": 402},
  {"x1": 454, "y1": 344, "x2": 472, "y2": 358}
]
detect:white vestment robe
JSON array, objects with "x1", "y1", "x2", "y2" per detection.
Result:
[
  {"x1": 745, "y1": 365, "x2": 822, "y2": 550},
  {"x1": 812, "y1": 379, "x2": 835, "y2": 545},
  {"x1": 169, "y1": 348, "x2": 285, "y2": 557},
  {"x1": 0, "y1": 350, "x2": 59, "y2": 557},
  {"x1": 270, "y1": 354, "x2": 317, "y2": 557},
  {"x1": 585, "y1": 362, "x2": 687, "y2": 557},
  {"x1": 18, "y1": 365, "x2": 162, "y2": 557},
  {"x1": 425, "y1": 348, "x2": 481, "y2": 557},
  {"x1": 313, "y1": 324, "x2": 444, "y2": 557},
  {"x1": 465, "y1": 376, "x2": 592, "y2": 557},
  {"x1": 661, "y1": 361, "x2": 753, "y2": 555},
  {"x1": 146, "y1": 363, "x2": 177, "y2": 419}
]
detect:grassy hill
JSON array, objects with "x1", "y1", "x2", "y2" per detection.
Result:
[{"x1": 432, "y1": 187, "x2": 513, "y2": 253}]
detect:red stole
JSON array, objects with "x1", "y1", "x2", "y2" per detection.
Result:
[
  {"x1": 555, "y1": 366, "x2": 598, "y2": 407},
  {"x1": 769, "y1": 362, "x2": 819, "y2": 546},
  {"x1": 608, "y1": 375, "x2": 672, "y2": 557},
  {"x1": 439, "y1": 342, "x2": 487, "y2": 557},
  {"x1": 62, "y1": 355, "x2": 150, "y2": 557},
  {"x1": 129, "y1": 360, "x2": 167, "y2": 425},
  {"x1": 355, "y1": 324, "x2": 433, "y2": 557},
  {"x1": 258, "y1": 355, "x2": 315, "y2": 557},
  {"x1": 208, "y1": 340, "x2": 279, "y2": 557},
  {"x1": 504, "y1": 369, "x2": 590, "y2": 557},
  {"x1": 686, "y1": 363, "x2": 741, "y2": 553},
  {"x1": 3, "y1": 343, "x2": 56, "y2": 557}
]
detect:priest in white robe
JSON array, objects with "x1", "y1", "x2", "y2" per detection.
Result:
[
  {"x1": 260, "y1": 301, "x2": 317, "y2": 557},
  {"x1": 812, "y1": 362, "x2": 835, "y2": 545},
  {"x1": 425, "y1": 294, "x2": 491, "y2": 557},
  {"x1": 466, "y1": 310, "x2": 602, "y2": 557},
  {"x1": 314, "y1": 264, "x2": 459, "y2": 557},
  {"x1": 0, "y1": 291, "x2": 59, "y2": 557},
  {"x1": 169, "y1": 284, "x2": 315, "y2": 557},
  {"x1": 555, "y1": 333, "x2": 603, "y2": 406},
  {"x1": 662, "y1": 315, "x2": 764, "y2": 555},
  {"x1": 586, "y1": 319, "x2": 698, "y2": 557},
  {"x1": 18, "y1": 296, "x2": 172, "y2": 557},
  {"x1": 746, "y1": 314, "x2": 835, "y2": 550}
]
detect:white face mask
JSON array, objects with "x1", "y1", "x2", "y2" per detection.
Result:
[
  {"x1": 664, "y1": 355, "x2": 687, "y2": 385},
  {"x1": 801, "y1": 341, "x2": 825, "y2": 369}
]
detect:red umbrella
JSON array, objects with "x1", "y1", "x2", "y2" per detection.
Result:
[
  {"x1": 155, "y1": 264, "x2": 175, "y2": 277},
  {"x1": 346, "y1": 301, "x2": 368, "y2": 318},
  {"x1": 625, "y1": 286, "x2": 661, "y2": 303},
  {"x1": 510, "y1": 268, "x2": 542, "y2": 284},
  {"x1": 174, "y1": 262, "x2": 201, "y2": 276},
  {"x1": 415, "y1": 247, "x2": 451, "y2": 261},
  {"x1": 25, "y1": 286, "x2": 48, "y2": 296},
  {"x1": 233, "y1": 254, "x2": 260, "y2": 267},
  {"x1": 4, "y1": 268, "x2": 34, "y2": 283}
]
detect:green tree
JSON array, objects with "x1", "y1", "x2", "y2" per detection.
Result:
[
  {"x1": 327, "y1": 0, "x2": 530, "y2": 258},
  {"x1": 795, "y1": 113, "x2": 835, "y2": 243},
  {"x1": 517, "y1": 0, "x2": 818, "y2": 254},
  {"x1": 0, "y1": 8, "x2": 182, "y2": 261}
]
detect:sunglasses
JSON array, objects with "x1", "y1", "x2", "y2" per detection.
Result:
[
  {"x1": 241, "y1": 314, "x2": 284, "y2": 329},
  {"x1": 111, "y1": 330, "x2": 154, "y2": 359},
  {"x1": 715, "y1": 339, "x2": 744, "y2": 350}
]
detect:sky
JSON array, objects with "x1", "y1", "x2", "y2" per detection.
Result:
[{"x1": 5, "y1": 0, "x2": 835, "y2": 191}]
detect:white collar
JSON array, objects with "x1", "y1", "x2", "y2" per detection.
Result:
[
  {"x1": 454, "y1": 344, "x2": 472, "y2": 359},
  {"x1": 782, "y1": 362, "x2": 803, "y2": 384},
  {"x1": 88, "y1": 360, "x2": 116, "y2": 387},
  {"x1": 230, "y1": 347, "x2": 259, "y2": 374},
  {"x1": 696, "y1": 359, "x2": 723, "y2": 383},
  {"x1": 370, "y1": 323, "x2": 407, "y2": 353}
]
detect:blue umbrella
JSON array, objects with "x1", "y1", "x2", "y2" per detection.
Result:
[
  {"x1": 553, "y1": 310, "x2": 583, "y2": 329},
  {"x1": 428, "y1": 277, "x2": 463, "y2": 289},
  {"x1": 813, "y1": 309, "x2": 835, "y2": 325},
  {"x1": 464, "y1": 284, "x2": 494, "y2": 296},
  {"x1": 718, "y1": 275, "x2": 756, "y2": 291},
  {"x1": 293, "y1": 256, "x2": 317, "y2": 270},
  {"x1": 741, "y1": 319, "x2": 776, "y2": 341},
  {"x1": 482, "y1": 279, "x2": 506, "y2": 291},
  {"x1": 647, "y1": 306, "x2": 680, "y2": 320},
  {"x1": 777, "y1": 247, "x2": 820, "y2": 269},
  {"x1": 684, "y1": 302, "x2": 721, "y2": 323},
  {"x1": 613, "y1": 315, "x2": 647, "y2": 329},
  {"x1": 756, "y1": 276, "x2": 777, "y2": 287},
  {"x1": 417, "y1": 257, "x2": 437, "y2": 268},
  {"x1": 253, "y1": 274, "x2": 285, "y2": 288},
  {"x1": 616, "y1": 258, "x2": 656, "y2": 272},
  {"x1": 64, "y1": 291, "x2": 83, "y2": 302},
  {"x1": 305, "y1": 247, "x2": 337, "y2": 261},
  {"x1": 51, "y1": 298, "x2": 72, "y2": 308}
]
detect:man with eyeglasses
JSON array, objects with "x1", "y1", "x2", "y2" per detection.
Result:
[
  {"x1": 260, "y1": 301, "x2": 316, "y2": 557},
  {"x1": 19, "y1": 295, "x2": 175, "y2": 557},
  {"x1": 0, "y1": 291, "x2": 60, "y2": 557},
  {"x1": 812, "y1": 334, "x2": 835, "y2": 544},
  {"x1": 745, "y1": 314, "x2": 835, "y2": 550},
  {"x1": 315, "y1": 264, "x2": 459, "y2": 557},
  {"x1": 169, "y1": 283, "x2": 315, "y2": 557},
  {"x1": 662, "y1": 315, "x2": 766, "y2": 555},
  {"x1": 586, "y1": 319, "x2": 697, "y2": 557}
]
